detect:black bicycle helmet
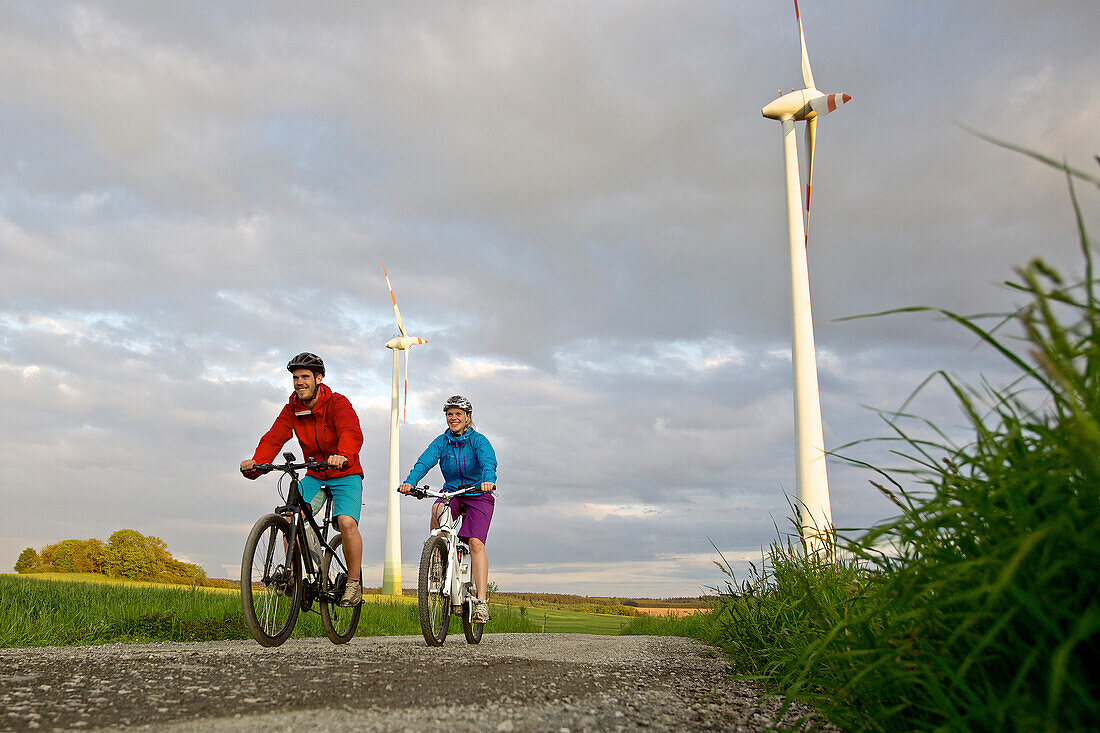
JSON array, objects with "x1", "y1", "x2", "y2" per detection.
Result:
[
  {"x1": 286, "y1": 352, "x2": 325, "y2": 377},
  {"x1": 443, "y1": 395, "x2": 472, "y2": 413}
]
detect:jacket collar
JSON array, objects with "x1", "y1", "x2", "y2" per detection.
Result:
[{"x1": 444, "y1": 428, "x2": 473, "y2": 444}]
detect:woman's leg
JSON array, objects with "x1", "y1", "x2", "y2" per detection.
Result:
[{"x1": 469, "y1": 538, "x2": 488, "y2": 601}]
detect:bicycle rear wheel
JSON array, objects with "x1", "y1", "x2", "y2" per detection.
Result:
[
  {"x1": 320, "y1": 534, "x2": 361, "y2": 644},
  {"x1": 417, "y1": 535, "x2": 450, "y2": 645},
  {"x1": 241, "y1": 514, "x2": 300, "y2": 647}
]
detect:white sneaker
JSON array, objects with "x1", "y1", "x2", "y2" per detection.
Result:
[
  {"x1": 338, "y1": 579, "x2": 362, "y2": 607},
  {"x1": 473, "y1": 599, "x2": 490, "y2": 622}
]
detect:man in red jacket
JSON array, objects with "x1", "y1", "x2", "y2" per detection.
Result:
[{"x1": 240, "y1": 352, "x2": 365, "y2": 607}]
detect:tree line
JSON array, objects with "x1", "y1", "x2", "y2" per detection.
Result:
[{"x1": 14, "y1": 530, "x2": 212, "y2": 586}]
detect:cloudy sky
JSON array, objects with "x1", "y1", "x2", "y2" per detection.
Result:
[{"x1": 2, "y1": 1, "x2": 1097, "y2": 597}]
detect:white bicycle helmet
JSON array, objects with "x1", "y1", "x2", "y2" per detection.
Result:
[{"x1": 443, "y1": 395, "x2": 472, "y2": 413}]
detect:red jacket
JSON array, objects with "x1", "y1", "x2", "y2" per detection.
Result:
[{"x1": 249, "y1": 383, "x2": 364, "y2": 480}]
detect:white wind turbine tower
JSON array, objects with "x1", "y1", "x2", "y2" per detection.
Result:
[
  {"x1": 761, "y1": 0, "x2": 851, "y2": 547},
  {"x1": 381, "y1": 263, "x2": 427, "y2": 595}
]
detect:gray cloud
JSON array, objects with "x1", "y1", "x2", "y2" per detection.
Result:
[{"x1": 1, "y1": 1, "x2": 1096, "y2": 595}]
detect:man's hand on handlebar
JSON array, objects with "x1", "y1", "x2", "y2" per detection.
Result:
[
  {"x1": 326, "y1": 454, "x2": 348, "y2": 470},
  {"x1": 240, "y1": 459, "x2": 262, "y2": 479}
]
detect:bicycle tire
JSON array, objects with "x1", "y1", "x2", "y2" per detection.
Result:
[
  {"x1": 320, "y1": 534, "x2": 361, "y2": 644},
  {"x1": 418, "y1": 535, "x2": 451, "y2": 645},
  {"x1": 462, "y1": 594, "x2": 484, "y2": 644},
  {"x1": 241, "y1": 514, "x2": 300, "y2": 647}
]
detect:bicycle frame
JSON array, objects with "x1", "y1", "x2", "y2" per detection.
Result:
[
  {"x1": 431, "y1": 494, "x2": 474, "y2": 618},
  {"x1": 260, "y1": 455, "x2": 350, "y2": 605},
  {"x1": 288, "y1": 479, "x2": 350, "y2": 605}
]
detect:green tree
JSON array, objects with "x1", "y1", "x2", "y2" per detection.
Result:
[
  {"x1": 21, "y1": 530, "x2": 207, "y2": 584},
  {"x1": 36, "y1": 538, "x2": 108, "y2": 573},
  {"x1": 103, "y1": 529, "x2": 157, "y2": 580},
  {"x1": 13, "y1": 547, "x2": 38, "y2": 573},
  {"x1": 77, "y1": 538, "x2": 107, "y2": 573}
]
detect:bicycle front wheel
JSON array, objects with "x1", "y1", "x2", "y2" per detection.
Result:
[
  {"x1": 418, "y1": 535, "x2": 450, "y2": 646},
  {"x1": 241, "y1": 514, "x2": 301, "y2": 647},
  {"x1": 320, "y1": 534, "x2": 361, "y2": 644}
]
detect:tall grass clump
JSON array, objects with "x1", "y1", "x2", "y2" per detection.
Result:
[
  {"x1": 710, "y1": 155, "x2": 1100, "y2": 732},
  {"x1": 703, "y1": 524, "x2": 870, "y2": 679}
]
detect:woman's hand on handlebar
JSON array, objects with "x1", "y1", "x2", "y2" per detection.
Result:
[
  {"x1": 398, "y1": 483, "x2": 414, "y2": 495},
  {"x1": 480, "y1": 482, "x2": 496, "y2": 493}
]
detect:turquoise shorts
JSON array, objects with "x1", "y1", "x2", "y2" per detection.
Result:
[{"x1": 299, "y1": 474, "x2": 363, "y2": 525}]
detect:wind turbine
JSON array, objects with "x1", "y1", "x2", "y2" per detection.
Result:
[
  {"x1": 381, "y1": 263, "x2": 427, "y2": 595},
  {"x1": 760, "y1": 0, "x2": 851, "y2": 547}
]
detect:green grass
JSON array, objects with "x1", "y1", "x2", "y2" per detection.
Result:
[
  {"x1": 524, "y1": 605, "x2": 633, "y2": 635},
  {"x1": 628, "y1": 147, "x2": 1100, "y2": 732},
  {"x1": 620, "y1": 609, "x2": 718, "y2": 640},
  {"x1": 0, "y1": 574, "x2": 248, "y2": 647},
  {"x1": 1, "y1": 573, "x2": 678, "y2": 647},
  {"x1": 0, "y1": 574, "x2": 544, "y2": 647},
  {"x1": 4, "y1": 572, "x2": 238, "y2": 593}
]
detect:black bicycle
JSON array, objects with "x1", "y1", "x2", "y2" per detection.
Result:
[{"x1": 239, "y1": 452, "x2": 361, "y2": 647}]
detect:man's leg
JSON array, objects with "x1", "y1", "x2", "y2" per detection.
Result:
[
  {"x1": 336, "y1": 514, "x2": 362, "y2": 582},
  {"x1": 327, "y1": 475, "x2": 364, "y2": 607},
  {"x1": 336, "y1": 514, "x2": 363, "y2": 607}
]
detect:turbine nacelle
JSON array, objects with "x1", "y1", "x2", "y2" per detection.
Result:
[
  {"x1": 386, "y1": 335, "x2": 428, "y2": 350},
  {"x1": 761, "y1": 88, "x2": 851, "y2": 121}
]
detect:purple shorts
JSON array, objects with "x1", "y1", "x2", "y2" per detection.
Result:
[{"x1": 436, "y1": 492, "x2": 495, "y2": 544}]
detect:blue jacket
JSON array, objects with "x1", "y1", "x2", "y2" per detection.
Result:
[{"x1": 404, "y1": 429, "x2": 498, "y2": 495}]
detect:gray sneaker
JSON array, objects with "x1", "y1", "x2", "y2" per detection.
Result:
[
  {"x1": 338, "y1": 579, "x2": 362, "y2": 607},
  {"x1": 473, "y1": 599, "x2": 490, "y2": 622}
]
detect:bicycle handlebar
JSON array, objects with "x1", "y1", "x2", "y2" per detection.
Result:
[
  {"x1": 241, "y1": 457, "x2": 336, "y2": 476},
  {"x1": 406, "y1": 484, "x2": 490, "y2": 500}
]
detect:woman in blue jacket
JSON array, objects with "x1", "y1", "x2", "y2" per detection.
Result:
[{"x1": 399, "y1": 395, "x2": 497, "y2": 622}]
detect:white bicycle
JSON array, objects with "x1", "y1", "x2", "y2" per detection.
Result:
[{"x1": 405, "y1": 485, "x2": 486, "y2": 646}]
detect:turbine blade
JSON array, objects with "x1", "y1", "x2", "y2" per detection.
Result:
[
  {"x1": 805, "y1": 115, "x2": 817, "y2": 247},
  {"x1": 809, "y1": 92, "x2": 852, "y2": 117},
  {"x1": 382, "y1": 261, "x2": 408, "y2": 338},
  {"x1": 795, "y1": 0, "x2": 816, "y2": 89}
]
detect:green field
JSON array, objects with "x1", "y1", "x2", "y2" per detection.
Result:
[
  {"x1": 521, "y1": 605, "x2": 633, "y2": 635},
  {"x1": 0, "y1": 574, "x2": 638, "y2": 647}
]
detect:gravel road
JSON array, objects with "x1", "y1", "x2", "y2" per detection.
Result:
[{"x1": 0, "y1": 634, "x2": 833, "y2": 732}]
